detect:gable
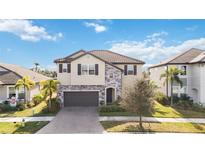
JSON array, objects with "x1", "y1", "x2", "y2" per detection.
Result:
[
  {"x1": 71, "y1": 53, "x2": 105, "y2": 65},
  {"x1": 0, "y1": 66, "x2": 21, "y2": 85}
]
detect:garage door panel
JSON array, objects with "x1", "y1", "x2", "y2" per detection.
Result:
[{"x1": 64, "y1": 91, "x2": 98, "y2": 107}]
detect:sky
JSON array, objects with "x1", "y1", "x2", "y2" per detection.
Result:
[{"x1": 1, "y1": 19, "x2": 205, "y2": 70}]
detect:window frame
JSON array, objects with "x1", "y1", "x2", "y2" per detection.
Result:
[
  {"x1": 81, "y1": 64, "x2": 96, "y2": 75},
  {"x1": 81, "y1": 64, "x2": 89, "y2": 75},
  {"x1": 7, "y1": 86, "x2": 16, "y2": 99},
  {"x1": 127, "y1": 65, "x2": 134, "y2": 75},
  {"x1": 89, "y1": 64, "x2": 95, "y2": 75},
  {"x1": 180, "y1": 65, "x2": 187, "y2": 75},
  {"x1": 62, "y1": 63, "x2": 67, "y2": 73}
]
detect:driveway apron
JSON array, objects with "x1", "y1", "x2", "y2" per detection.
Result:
[{"x1": 37, "y1": 107, "x2": 104, "y2": 134}]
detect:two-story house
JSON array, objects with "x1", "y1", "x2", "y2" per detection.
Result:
[
  {"x1": 149, "y1": 48, "x2": 205, "y2": 105},
  {"x1": 54, "y1": 50, "x2": 144, "y2": 107}
]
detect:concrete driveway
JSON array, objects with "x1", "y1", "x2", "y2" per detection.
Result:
[{"x1": 37, "y1": 107, "x2": 104, "y2": 134}]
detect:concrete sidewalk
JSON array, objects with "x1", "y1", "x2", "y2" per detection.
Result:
[
  {"x1": 99, "y1": 116, "x2": 205, "y2": 123},
  {"x1": 0, "y1": 116, "x2": 54, "y2": 122}
]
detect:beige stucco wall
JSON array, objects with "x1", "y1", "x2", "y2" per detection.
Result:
[
  {"x1": 71, "y1": 54, "x2": 105, "y2": 85},
  {"x1": 149, "y1": 66, "x2": 167, "y2": 95},
  {"x1": 56, "y1": 63, "x2": 71, "y2": 85},
  {"x1": 114, "y1": 64, "x2": 143, "y2": 97}
]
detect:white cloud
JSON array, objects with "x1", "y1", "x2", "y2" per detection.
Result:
[
  {"x1": 44, "y1": 64, "x2": 57, "y2": 71},
  {"x1": 0, "y1": 20, "x2": 63, "y2": 42},
  {"x1": 85, "y1": 22, "x2": 107, "y2": 33},
  {"x1": 186, "y1": 25, "x2": 198, "y2": 31},
  {"x1": 109, "y1": 31, "x2": 205, "y2": 65}
]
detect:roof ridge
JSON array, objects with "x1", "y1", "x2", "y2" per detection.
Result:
[
  {"x1": 89, "y1": 49, "x2": 145, "y2": 64},
  {"x1": 65, "y1": 49, "x2": 86, "y2": 58},
  {"x1": 168, "y1": 48, "x2": 198, "y2": 63},
  {"x1": 149, "y1": 48, "x2": 204, "y2": 68}
]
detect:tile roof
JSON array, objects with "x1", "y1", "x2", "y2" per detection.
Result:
[
  {"x1": 54, "y1": 49, "x2": 144, "y2": 64},
  {"x1": 190, "y1": 52, "x2": 205, "y2": 63},
  {"x1": 90, "y1": 50, "x2": 144, "y2": 64},
  {"x1": 0, "y1": 63, "x2": 50, "y2": 84},
  {"x1": 0, "y1": 71, "x2": 20, "y2": 85},
  {"x1": 149, "y1": 48, "x2": 204, "y2": 68},
  {"x1": 54, "y1": 50, "x2": 86, "y2": 63}
]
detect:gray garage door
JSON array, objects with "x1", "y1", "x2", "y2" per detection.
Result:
[{"x1": 64, "y1": 91, "x2": 99, "y2": 107}]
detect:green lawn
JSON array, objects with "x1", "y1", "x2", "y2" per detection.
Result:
[
  {"x1": 0, "y1": 101, "x2": 57, "y2": 117},
  {"x1": 0, "y1": 121, "x2": 49, "y2": 134},
  {"x1": 100, "y1": 102, "x2": 205, "y2": 118},
  {"x1": 101, "y1": 121, "x2": 205, "y2": 133}
]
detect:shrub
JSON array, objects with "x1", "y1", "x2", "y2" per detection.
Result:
[
  {"x1": 47, "y1": 98, "x2": 61, "y2": 113},
  {"x1": 0, "y1": 101, "x2": 16, "y2": 112},
  {"x1": 16, "y1": 102, "x2": 27, "y2": 111},
  {"x1": 112, "y1": 96, "x2": 122, "y2": 106},
  {"x1": 27, "y1": 102, "x2": 35, "y2": 108},
  {"x1": 171, "y1": 95, "x2": 205, "y2": 111},
  {"x1": 154, "y1": 91, "x2": 170, "y2": 105},
  {"x1": 0, "y1": 102, "x2": 16, "y2": 112},
  {"x1": 99, "y1": 105, "x2": 126, "y2": 112},
  {"x1": 32, "y1": 94, "x2": 44, "y2": 105}
]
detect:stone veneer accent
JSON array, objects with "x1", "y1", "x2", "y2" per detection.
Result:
[
  {"x1": 58, "y1": 63, "x2": 122, "y2": 106},
  {"x1": 105, "y1": 64, "x2": 122, "y2": 98}
]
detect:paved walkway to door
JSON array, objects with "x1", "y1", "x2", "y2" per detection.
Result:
[{"x1": 37, "y1": 107, "x2": 105, "y2": 134}]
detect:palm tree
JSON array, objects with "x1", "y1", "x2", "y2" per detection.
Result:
[
  {"x1": 160, "y1": 66, "x2": 183, "y2": 106},
  {"x1": 34, "y1": 63, "x2": 40, "y2": 72},
  {"x1": 15, "y1": 76, "x2": 35, "y2": 103},
  {"x1": 40, "y1": 79, "x2": 60, "y2": 111}
]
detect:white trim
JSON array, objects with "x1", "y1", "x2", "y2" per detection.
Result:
[
  {"x1": 105, "y1": 86, "x2": 116, "y2": 105},
  {"x1": 6, "y1": 85, "x2": 18, "y2": 99}
]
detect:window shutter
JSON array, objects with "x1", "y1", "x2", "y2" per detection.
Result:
[
  {"x1": 67, "y1": 64, "x2": 71, "y2": 73},
  {"x1": 78, "y1": 64, "x2": 81, "y2": 75},
  {"x1": 59, "y1": 64, "x2": 62, "y2": 73},
  {"x1": 124, "y1": 65, "x2": 127, "y2": 75},
  {"x1": 134, "y1": 65, "x2": 137, "y2": 75},
  {"x1": 95, "y1": 64, "x2": 99, "y2": 75}
]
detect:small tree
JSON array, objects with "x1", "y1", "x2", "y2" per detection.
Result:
[
  {"x1": 40, "y1": 79, "x2": 60, "y2": 111},
  {"x1": 160, "y1": 66, "x2": 183, "y2": 106},
  {"x1": 122, "y1": 74, "x2": 157, "y2": 130},
  {"x1": 15, "y1": 76, "x2": 35, "y2": 103}
]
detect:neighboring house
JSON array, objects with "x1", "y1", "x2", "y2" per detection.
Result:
[
  {"x1": 149, "y1": 48, "x2": 205, "y2": 105},
  {"x1": 54, "y1": 49, "x2": 144, "y2": 107},
  {"x1": 0, "y1": 63, "x2": 50, "y2": 102}
]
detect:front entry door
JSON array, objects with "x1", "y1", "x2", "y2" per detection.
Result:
[{"x1": 106, "y1": 88, "x2": 113, "y2": 103}]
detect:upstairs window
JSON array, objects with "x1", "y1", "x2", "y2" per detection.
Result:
[
  {"x1": 89, "y1": 65, "x2": 95, "y2": 75},
  {"x1": 127, "y1": 65, "x2": 134, "y2": 75},
  {"x1": 62, "y1": 64, "x2": 67, "y2": 73},
  {"x1": 59, "y1": 64, "x2": 63, "y2": 73},
  {"x1": 81, "y1": 65, "x2": 88, "y2": 75},
  {"x1": 80, "y1": 64, "x2": 97, "y2": 75},
  {"x1": 181, "y1": 66, "x2": 187, "y2": 75},
  {"x1": 59, "y1": 63, "x2": 70, "y2": 73}
]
